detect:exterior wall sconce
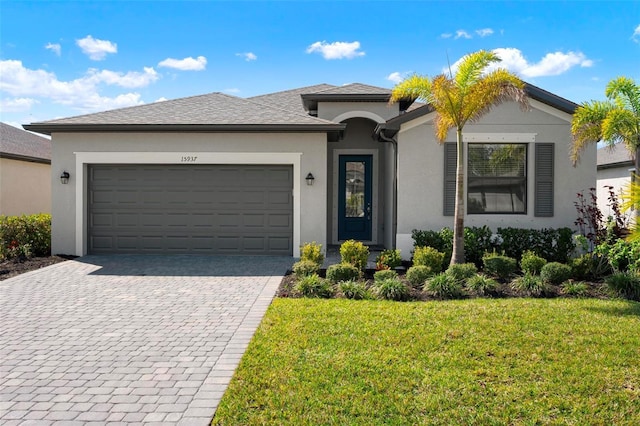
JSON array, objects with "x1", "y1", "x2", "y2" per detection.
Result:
[
  {"x1": 305, "y1": 172, "x2": 315, "y2": 186},
  {"x1": 60, "y1": 171, "x2": 70, "y2": 184}
]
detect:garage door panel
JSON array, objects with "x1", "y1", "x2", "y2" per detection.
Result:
[{"x1": 88, "y1": 164, "x2": 293, "y2": 255}]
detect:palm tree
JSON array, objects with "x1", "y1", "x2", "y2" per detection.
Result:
[
  {"x1": 389, "y1": 50, "x2": 528, "y2": 265},
  {"x1": 571, "y1": 76, "x2": 640, "y2": 182}
]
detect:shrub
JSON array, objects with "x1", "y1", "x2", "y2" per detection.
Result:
[
  {"x1": 511, "y1": 274, "x2": 547, "y2": 297},
  {"x1": 605, "y1": 272, "x2": 640, "y2": 301},
  {"x1": 497, "y1": 227, "x2": 575, "y2": 263},
  {"x1": 374, "y1": 269, "x2": 398, "y2": 283},
  {"x1": 326, "y1": 263, "x2": 360, "y2": 284},
  {"x1": 411, "y1": 229, "x2": 448, "y2": 253},
  {"x1": 292, "y1": 260, "x2": 319, "y2": 278},
  {"x1": 570, "y1": 253, "x2": 611, "y2": 281},
  {"x1": 0, "y1": 214, "x2": 51, "y2": 259},
  {"x1": 520, "y1": 251, "x2": 547, "y2": 275},
  {"x1": 413, "y1": 246, "x2": 445, "y2": 272},
  {"x1": 540, "y1": 262, "x2": 572, "y2": 285},
  {"x1": 295, "y1": 274, "x2": 333, "y2": 298},
  {"x1": 375, "y1": 249, "x2": 402, "y2": 270},
  {"x1": 463, "y1": 226, "x2": 495, "y2": 267},
  {"x1": 424, "y1": 273, "x2": 464, "y2": 299},
  {"x1": 340, "y1": 240, "x2": 369, "y2": 271},
  {"x1": 465, "y1": 274, "x2": 498, "y2": 296},
  {"x1": 446, "y1": 263, "x2": 477, "y2": 282},
  {"x1": 405, "y1": 265, "x2": 432, "y2": 288},
  {"x1": 594, "y1": 239, "x2": 640, "y2": 273},
  {"x1": 562, "y1": 281, "x2": 589, "y2": 297},
  {"x1": 374, "y1": 278, "x2": 410, "y2": 301},
  {"x1": 482, "y1": 252, "x2": 517, "y2": 280},
  {"x1": 338, "y1": 280, "x2": 372, "y2": 300},
  {"x1": 300, "y1": 241, "x2": 324, "y2": 266}
]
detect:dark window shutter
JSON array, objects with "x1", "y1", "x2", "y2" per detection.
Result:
[
  {"x1": 534, "y1": 143, "x2": 554, "y2": 217},
  {"x1": 443, "y1": 142, "x2": 456, "y2": 216}
]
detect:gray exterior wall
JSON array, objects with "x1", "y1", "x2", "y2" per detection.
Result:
[
  {"x1": 395, "y1": 100, "x2": 597, "y2": 259},
  {"x1": 597, "y1": 166, "x2": 635, "y2": 223},
  {"x1": 50, "y1": 132, "x2": 327, "y2": 257}
]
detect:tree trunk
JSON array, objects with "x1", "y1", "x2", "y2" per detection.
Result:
[{"x1": 450, "y1": 128, "x2": 465, "y2": 265}]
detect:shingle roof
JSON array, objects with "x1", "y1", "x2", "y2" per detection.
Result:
[
  {"x1": 597, "y1": 144, "x2": 635, "y2": 168},
  {"x1": 0, "y1": 122, "x2": 51, "y2": 163},
  {"x1": 312, "y1": 83, "x2": 391, "y2": 96},
  {"x1": 249, "y1": 84, "x2": 335, "y2": 114}
]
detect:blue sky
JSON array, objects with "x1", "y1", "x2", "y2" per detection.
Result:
[{"x1": 1, "y1": 0, "x2": 639, "y2": 129}]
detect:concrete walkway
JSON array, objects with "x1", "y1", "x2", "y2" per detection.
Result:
[{"x1": 0, "y1": 255, "x2": 293, "y2": 425}]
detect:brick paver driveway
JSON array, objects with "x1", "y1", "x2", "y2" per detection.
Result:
[{"x1": 0, "y1": 255, "x2": 292, "y2": 425}]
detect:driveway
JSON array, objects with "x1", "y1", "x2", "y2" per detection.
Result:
[{"x1": 0, "y1": 255, "x2": 292, "y2": 425}]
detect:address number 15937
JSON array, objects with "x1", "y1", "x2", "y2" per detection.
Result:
[{"x1": 181, "y1": 156, "x2": 198, "y2": 163}]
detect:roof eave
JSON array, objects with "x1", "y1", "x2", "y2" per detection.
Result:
[{"x1": 0, "y1": 152, "x2": 51, "y2": 164}]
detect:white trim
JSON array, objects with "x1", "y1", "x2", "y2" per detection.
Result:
[
  {"x1": 464, "y1": 133, "x2": 537, "y2": 143},
  {"x1": 398, "y1": 110, "x2": 437, "y2": 134},
  {"x1": 530, "y1": 98, "x2": 573, "y2": 122},
  {"x1": 332, "y1": 149, "x2": 379, "y2": 245},
  {"x1": 332, "y1": 111, "x2": 386, "y2": 124},
  {"x1": 74, "y1": 151, "x2": 302, "y2": 257}
]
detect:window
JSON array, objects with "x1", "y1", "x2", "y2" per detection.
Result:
[{"x1": 467, "y1": 144, "x2": 526, "y2": 214}]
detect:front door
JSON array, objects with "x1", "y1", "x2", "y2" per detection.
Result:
[{"x1": 338, "y1": 155, "x2": 372, "y2": 241}]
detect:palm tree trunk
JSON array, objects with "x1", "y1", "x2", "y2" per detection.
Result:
[{"x1": 451, "y1": 128, "x2": 465, "y2": 265}]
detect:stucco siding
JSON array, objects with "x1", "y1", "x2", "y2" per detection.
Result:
[
  {"x1": 0, "y1": 158, "x2": 51, "y2": 215},
  {"x1": 395, "y1": 100, "x2": 596, "y2": 258},
  {"x1": 318, "y1": 102, "x2": 399, "y2": 123},
  {"x1": 596, "y1": 166, "x2": 634, "y2": 222},
  {"x1": 50, "y1": 132, "x2": 327, "y2": 256}
]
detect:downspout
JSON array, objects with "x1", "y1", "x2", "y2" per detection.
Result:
[{"x1": 378, "y1": 130, "x2": 398, "y2": 249}]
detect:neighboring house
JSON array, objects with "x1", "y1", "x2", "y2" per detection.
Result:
[
  {"x1": 0, "y1": 122, "x2": 52, "y2": 216},
  {"x1": 24, "y1": 83, "x2": 595, "y2": 258},
  {"x1": 596, "y1": 144, "x2": 635, "y2": 221}
]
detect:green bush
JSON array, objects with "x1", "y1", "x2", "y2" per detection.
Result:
[
  {"x1": 413, "y1": 246, "x2": 445, "y2": 272},
  {"x1": 497, "y1": 227, "x2": 575, "y2": 264},
  {"x1": 605, "y1": 272, "x2": 640, "y2": 301},
  {"x1": 424, "y1": 273, "x2": 464, "y2": 299},
  {"x1": 338, "y1": 280, "x2": 372, "y2": 300},
  {"x1": 405, "y1": 265, "x2": 432, "y2": 288},
  {"x1": 465, "y1": 274, "x2": 498, "y2": 296},
  {"x1": 463, "y1": 226, "x2": 495, "y2": 267},
  {"x1": 482, "y1": 252, "x2": 517, "y2": 280},
  {"x1": 511, "y1": 274, "x2": 547, "y2": 297},
  {"x1": 300, "y1": 241, "x2": 324, "y2": 266},
  {"x1": 292, "y1": 260, "x2": 319, "y2": 278},
  {"x1": 570, "y1": 253, "x2": 611, "y2": 281},
  {"x1": 374, "y1": 278, "x2": 410, "y2": 301},
  {"x1": 562, "y1": 281, "x2": 589, "y2": 297},
  {"x1": 375, "y1": 249, "x2": 402, "y2": 269},
  {"x1": 446, "y1": 263, "x2": 477, "y2": 282},
  {"x1": 520, "y1": 250, "x2": 547, "y2": 275},
  {"x1": 295, "y1": 274, "x2": 333, "y2": 298},
  {"x1": 412, "y1": 226, "x2": 494, "y2": 267},
  {"x1": 540, "y1": 262, "x2": 572, "y2": 285},
  {"x1": 340, "y1": 240, "x2": 369, "y2": 271},
  {"x1": 374, "y1": 269, "x2": 398, "y2": 283},
  {"x1": 595, "y1": 239, "x2": 640, "y2": 273},
  {"x1": 0, "y1": 214, "x2": 51, "y2": 260},
  {"x1": 326, "y1": 263, "x2": 360, "y2": 284}
]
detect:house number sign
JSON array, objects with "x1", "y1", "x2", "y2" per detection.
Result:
[{"x1": 180, "y1": 156, "x2": 198, "y2": 163}]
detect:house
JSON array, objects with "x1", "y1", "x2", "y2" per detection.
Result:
[
  {"x1": 0, "y1": 122, "x2": 52, "y2": 216},
  {"x1": 596, "y1": 144, "x2": 635, "y2": 221},
  {"x1": 24, "y1": 83, "x2": 595, "y2": 258}
]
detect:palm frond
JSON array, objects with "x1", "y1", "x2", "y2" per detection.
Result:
[
  {"x1": 606, "y1": 77, "x2": 640, "y2": 115},
  {"x1": 390, "y1": 74, "x2": 433, "y2": 104},
  {"x1": 601, "y1": 108, "x2": 640, "y2": 150},
  {"x1": 570, "y1": 100, "x2": 615, "y2": 164},
  {"x1": 454, "y1": 50, "x2": 500, "y2": 93},
  {"x1": 463, "y1": 70, "x2": 527, "y2": 124}
]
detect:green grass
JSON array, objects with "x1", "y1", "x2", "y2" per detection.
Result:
[{"x1": 213, "y1": 298, "x2": 640, "y2": 425}]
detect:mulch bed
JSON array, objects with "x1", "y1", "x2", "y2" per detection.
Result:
[{"x1": 0, "y1": 255, "x2": 74, "y2": 281}]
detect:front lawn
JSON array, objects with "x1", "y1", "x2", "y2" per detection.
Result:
[{"x1": 213, "y1": 298, "x2": 640, "y2": 425}]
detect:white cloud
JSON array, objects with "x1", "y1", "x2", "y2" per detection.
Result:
[
  {"x1": 158, "y1": 56, "x2": 207, "y2": 71},
  {"x1": 45, "y1": 42, "x2": 61, "y2": 56},
  {"x1": 633, "y1": 24, "x2": 640, "y2": 43},
  {"x1": 306, "y1": 41, "x2": 365, "y2": 60},
  {"x1": 0, "y1": 59, "x2": 150, "y2": 112},
  {"x1": 440, "y1": 33, "x2": 453, "y2": 39},
  {"x1": 76, "y1": 35, "x2": 117, "y2": 60},
  {"x1": 455, "y1": 30, "x2": 472, "y2": 40},
  {"x1": 387, "y1": 71, "x2": 411, "y2": 84},
  {"x1": 236, "y1": 52, "x2": 257, "y2": 61},
  {"x1": 154, "y1": 97, "x2": 168, "y2": 103},
  {"x1": 224, "y1": 88, "x2": 241, "y2": 94},
  {"x1": 491, "y1": 48, "x2": 593, "y2": 77},
  {"x1": 0, "y1": 97, "x2": 39, "y2": 112},
  {"x1": 476, "y1": 28, "x2": 494, "y2": 37}
]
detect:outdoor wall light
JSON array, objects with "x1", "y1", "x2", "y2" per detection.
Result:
[
  {"x1": 305, "y1": 172, "x2": 315, "y2": 186},
  {"x1": 60, "y1": 171, "x2": 70, "y2": 184}
]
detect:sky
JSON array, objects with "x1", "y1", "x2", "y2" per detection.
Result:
[{"x1": 1, "y1": 0, "x2": 639, "y2": 130}]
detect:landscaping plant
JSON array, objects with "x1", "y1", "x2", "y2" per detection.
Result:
[
  {"x1": 446, "y1": 263, "x2": 477, "y2": 282},
  {"x1": 338, "y1": 280, "x2": 372, "y2": 300},
  {"x1": 295, "y1": 273, "x2": 333, "y2": 298},
  {"x1": 605, "y1": 271, "x2": 640, "y2": 301},
  {"x1": 373, "y1": 269, "x2": 398, "y2": 283},
  {"x1": 0, "y1": 214, "x2": 51, "y2": 260},
  {"x1": 511, "y1": 273, "x2": 547, "y2": 297},
  {"x1": 520, "y1": 250, "x2": 547, "y2": 275},
  {"x1": 465, "y1": 274, "x2": 498, "y2": 296},
  {"x1": 374, "y1": 277, "x2": 410, "y2": 301},
  {"x1": 300, "y1": 241, "x2": 324, "y2": 266},
  {"x1": 424, "y1": 273, "x2": 464, "y2": 299},
  {"x1": 339, "y1": 239, "x2": 369, "y2": 271},
  {"x1": 561, "y1": 281, "x2": 590, "y2": 297},
  {"x1": 292, "y1": 259, "x2": 319, "y2": 278},
  {"x1": 375, "y1": 249, "x2": 402, "y2": 270},
  {"x1": 482, "y1": 252, "x2": 517, "y2": 281},
  {"x1": 405, "y1": 265, "x2": 432, "y2": 288},
  {"x1": 412, "y1": 246, "x2": 445, "y2": 273},
  {"x1": 325, "y1": 263, "x2": 360, "y2": 284},
  {"x1": 540, "y1": 262, "x2": 572, "y2": 285}
]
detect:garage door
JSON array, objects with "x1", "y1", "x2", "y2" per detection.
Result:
[{"x1": 88, "y1": 164, "x2": 293, "y2": 255}]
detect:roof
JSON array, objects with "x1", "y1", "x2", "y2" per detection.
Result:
[
  {"x1": 0, "y1": 122, "x2": 51, "y2": 163},
  {"x1": 597, "y1": 144, "x2": 635, "y2": 169},
  {"x1": 249, "y1": 84, "x2": 335, "y2": 114},
  {"x1": 300, "y1": 83, "x2": 414, "y2": 112},
  {"x1": 375, "y1": 82, "x2": 579, "y2": 139}
]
